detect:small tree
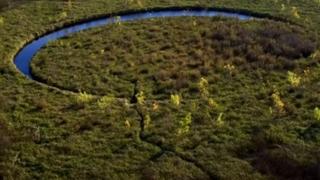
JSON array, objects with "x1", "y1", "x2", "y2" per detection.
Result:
[
  {"x1": 198, "y1": 77, "x2": 209, "y2": 98},
  {"x1": 314, "y1": 107, "x2": 320, "y2": 121},
  {"x1": 136, "y1": 0, "x2": 143, "y2": 7},
  {"x1": 177, "y1": 113, "x2": 192, "y2": 135},
  {"x1": 60, "y1": 11, "x2": 68, "y2": 19},
  {"x1": 287, "y1": 71, "x2": 301, "y2": 87},
  {"x1": 115, "y1": 16, "x2": 122, "y2": 25},
  {"x1": 291, "y1": 7, "x2": 300, "y2": 19},
  {"x1": 144, "y1": 114, "x2": 151, "y2": 129},
  {"x1": 125, "y1": 119, "x2": 131, "y2": 128},
  {"x1": 310, "y1": 50, "x2": 319, "y2": 59},
  {"x1": 281, "y1": 4, "x2": 286, "y2": 11},
  {"x1": 97, "y1": 96, "x2": 114, "y2": 109},
  {"x1": 208, "y1": 98, "x2": 219, "y2": 109},
  {"x1": 216, "y1": 113, "x2": 224, "y2": 126},
  {"x1": 272, "y1": 92, "x2": 285, "y2": 112},
  {"x1": 67, "y1": 0, "x2": 72, "y2": 9},
  {"x1": 0, "y1": 17, "x2": 4, "y2": 26},
  {"x1": 76, "y1": 91, "x2": 94, "y2": 104},
  {"x1": 136, "y1": 91, "x2": 145, "y2": 105},
  {"x1": 223, "y1": 63, "x2": 236, "y2": 74},
  {"x1": 152, "y1": 102, "x2": 159, "y2": 111},
  {"x1": 170, "y1": 94, "x2": 181, "y2": 107}
]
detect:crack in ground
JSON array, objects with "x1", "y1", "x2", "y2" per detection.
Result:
[
  {"x1": 131, "y1": 100, "x2": 217, "y2": 179},
  {"x1": 129, "y1": 80, "x2": 217, "y2": 179}
]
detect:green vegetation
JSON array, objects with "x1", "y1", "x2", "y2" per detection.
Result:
[
  {"x1": 271, "y1": 91, "x2": 285, "y2": 113},
  {"x1": 170, "y1": 94, "x2": 181, "y2": 107},
  {"x1": 0, "y1": 0, "x2": 320, "y2": 179},
  {"x1": 75, "y1": 91, "x2": 94, "y2": 104},
  {"x1": 315, "y1": 107, "x2": 320, "y2": 121},
  {"x1": 287, "y1": 71, "x2": 302, "y2": 87},
  {"x1": 31, "y1": 17, "x2": 316, "y2": 100},
  {"x1": 97, "y1": 95, "x2": 115, "y2": 109},
  {"x1": 177, "y1": 112, "x2": 192, "y2": 135}
]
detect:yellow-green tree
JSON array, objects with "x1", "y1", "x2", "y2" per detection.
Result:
[
  {"x1": 177, "y1": 113, "x2": 192, "y2": 135},
  {"x1": 314, "y1": 107, "x2": 320, "y2": 121}
]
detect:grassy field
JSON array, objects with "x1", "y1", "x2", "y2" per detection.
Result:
[{"x1": 0, "y1": 0, "x2": 320, "y2": 179}]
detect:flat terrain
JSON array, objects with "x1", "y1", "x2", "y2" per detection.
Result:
[{"x1": 0, "y1": 0, "x2": 320, "y2": 179}]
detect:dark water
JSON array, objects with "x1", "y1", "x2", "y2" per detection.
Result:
[{"x1": 14, "y1": 9, "x2": 254, "y2": 80}]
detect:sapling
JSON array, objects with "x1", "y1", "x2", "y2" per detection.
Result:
[
  {"x1": 291, "y1": 7, "x2": 300, "y2": 18},
  {"x1": 208, "y1": 98, "x2": 219, "y2": 109},
  {"x1": 152, "y1": 102, "x2": 159, "y2": 111},
  {"x1": 0, "y1": 17, "x2": 4, "y2": 25},
  {"x1": 67, "y1": 0, "x2": 72, "y2": 9},
  {"x1": 177, "y1": 113, "x2": 192, "y2": 135},
  {"x1": 60, "y1": 11, "x2": 68, "y2": 19},
  {"x1": 97, "y1": 96, "x2": 114, "y2": 109},
  {"x1": 198, "y1": 77, "x2": 209, "y2": 98},
  {"x1": 136, "y1": 91, "x2": 145, "y2": 105},
  {"x1": 287, "y1": 71, "x2": 301, "y2": 87},
  {"x1": 170, "y1": 94, "x2": 181, "y2": 107},
  {"x1": 121, "y1": 99, "x2": 129, "y2": 109},
  {"x1": 310, "y1": 50, "x2": 319, "y2": 59},
  {"x1": 76, "y1": 91, "x2": 94, "y2": 104},
  {"x1": 314, "y1": 107, "x2": 320, "y2": 121},
  {"x1": 190, "y1": 101, "x2": 198, "y2": 112},
  {"x1": 216, "y1": 113, "x2": 224, "y2": 126},
  {"x1": 125, "y1": 119, "x2": 131, "y2": 128},
  {"x1": 33, "y1": 126, "x2": 41, "y2": 143},
  {"x1": 272, "y1": 92, "x2": 285, "y2": 112},
  {"x1": 136, "y1": 0, "x2": 143, "y2": 7},
  {"x1": 223, "y1": 64, "x2": 236, "y2": 74},
  {"x1": 192, "y1": 19, "x2": 197, "y2": 26},
  {"x1": 115, "y1": 16, "x2": 122, "y2": 25},
  {"x1": 144, "y1": 114, "x2": 151, "y2": 129}
]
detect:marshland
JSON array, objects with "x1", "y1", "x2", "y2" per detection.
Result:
[{"x1": 0, "y1": 0, "x2": 319, "y2": 179}]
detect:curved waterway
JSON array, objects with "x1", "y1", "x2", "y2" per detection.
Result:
[{"x1": 14, "y1": 8, "x2": 255, "y2": 80}]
